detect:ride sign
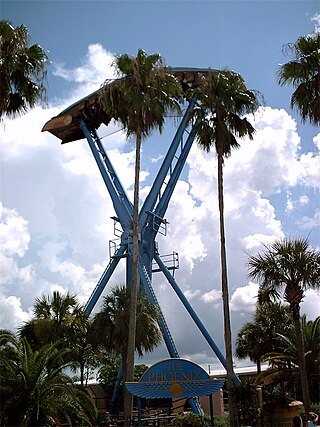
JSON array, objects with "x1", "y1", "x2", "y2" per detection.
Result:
[{"x1": 125, "y1": 358, "x2": 225, "y2": 399}]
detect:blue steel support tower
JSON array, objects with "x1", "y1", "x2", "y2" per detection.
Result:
[{"x1": 42, "y1": 68, "x2": 239, "y2": 416}]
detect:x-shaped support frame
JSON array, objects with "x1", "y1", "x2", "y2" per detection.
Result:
[{"x1": 79, "y1": 98, "x2": 238, "y2": 388}]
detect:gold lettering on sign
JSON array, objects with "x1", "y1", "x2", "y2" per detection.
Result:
[
  {"x1": 164, "y1": 372, "x2": 173, "y2": 381},
  {"x1": 193, "y1": 371, "x2": 202, "y2": 381},
  {"x1": 179, "y1": 372, "x2": 191, "y2": 381},
  {"x1": 148, "y1": 370, "x2": 204, "y2": 383},
  {"x1": 167, "y1": 363, "x2": 182, "y2": 371}
]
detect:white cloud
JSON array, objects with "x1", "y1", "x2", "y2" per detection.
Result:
[
  {"x1": 0, "y1": 106, "x2": 61, "y2": 161},
  {"x1": 299, "y1": 152, "x2": 320, "y2": 189},
  {"x1": 0, "y1": 203, "x2": 30, "y2": 257},
  {"x1": 53, "y1": 43, "x2": 117, "y2": 102},
  {"x1": 301, "y1": 289, "x2": 320, "y2": 320},
  {"x1": 299, "y1": 195, "x2": 310, "y2": 206},
  {"x1": 242, "y1": 234, "x2": 281, "y2": 252},
  {"x1": 311, "y1": 13, "x2": 320, "y2": 33},
  {"x1": 0, "y1": 203, "x2": 31, "y2": 286},
  {"x1": 313, "y1": 133, "x2": 320, "y2": 150},
  {"x1": 286, "y1": 192, "x2": 294, "y2": 213},
  {"x1": 286, "y1": 192, "x2": 310, "y2": 214},
  {"x1": 225, "y1": 107, "x2": 302, "y2": 195},
  {"x1": 0, "y1": 295, "x2": 32, "y2": 331},
  {"x1": 184, "y1": 288, "x2": 201, "y2": 301},
  {"x1": 229, "y1": 282, "x2": 259, "y2": 313},
  {"x1": 201, "y1": 289, "x2": 222, "y2": 304},
  {"x1": 298, "y1": 210, "x2": 320, "y2": 230}
]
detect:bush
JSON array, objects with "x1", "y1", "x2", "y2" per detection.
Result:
[
  {"x1": 213, "y1": 416, "x2": 229, "y2": 427},
  {"x1": 171, "y1": 412, "x2": 210, "y2": 426}
]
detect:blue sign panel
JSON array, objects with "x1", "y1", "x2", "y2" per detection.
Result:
[{"x1": 126, "y1": 358, "x2": 225, "y2": 399}]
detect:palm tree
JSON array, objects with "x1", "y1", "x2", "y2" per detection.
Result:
[
  {"x1": 234, "y1": 377, "x2": 260, "y2": 427},
  {"x1": 20, "y1": 291, "x2": 82, "y2": 343},
  {"x1": 93, "y1": 285, "x2": 162, "y2": 380},
  {"x1": 101, "y1": 49, "x2": 181, "y2": 423},
  {"x1": 0, "y1": 333, "x2": 97, "y2": 426},
  {"x1": 19, "y1": 291, "x2": 99, "y2": 386},
  {"x1": 236, "y1": 303, "x2": 292, "y2": 374},
  {"x1": 248, "y1": 237, "x2": 320, "y2": 418},
  {"x1": 257, "y1": 315, "x2": 320, "y2": 403},
  {"x1": 190, "y1": 69, "x2": 260, "y2": 427},
  {"x1": 278, "y1": 32, "x2": 320, "y2": 125},
  {"x1": 92, "y1": 285, "x2": 162, "y2": 416},
  {"x1": 0, "y1": 20, "x2": 48, "y2": 120}
]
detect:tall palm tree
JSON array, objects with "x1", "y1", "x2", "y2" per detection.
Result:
[
  {"x1": 0, "y1": 333, "x2": 96, "y2": 426},
  {"x1": 248, "y1": 237, "x2": 320, "y2": 419},
  {"x1": 92, "y1": 285, "x2": 162, "y2": 389},
  {"x1": 101, "y1": 49, "x2": 181, "y2": 423},
  {"x1": 0, "y1": 20, "x2": 48, "y2": 120},
  {"x1": 190, "y1": 69, "x2": 260, "y2": 427},
  {"x1": 278, "y1": 32, "x2": 320, "y2": 125}
]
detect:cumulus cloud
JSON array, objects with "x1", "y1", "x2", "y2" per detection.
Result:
[
  {"x1": 201, "y1": 289, "x2": 222, "y2": 304},
  {"x1": 242, "y1": 233, "x2": 282, "y2": 252},
  {"x1": 0, "y1": 203, "x2": 31, "y2": 285},
  {"x1": 53, "y1": 43, "x2": 117, "y2": 104},
  {"x1": 229, "y1": 282, "x2": 259, "y2": 313},
  {"x1": 311, "y1": 13, "x2": 320, "y2": 33},
  {"x1": 226, "y1": 107, "x2": 302, "y2": 195},
  {"x1": 286, "y1": 192, "x2": 310, "y2": 214},
  {"x1": 298, "y1": 210, "x2": 320, "y2": 230},
  {"x1": 0, "y1": 295, "x2": 32, "y2": 330},
  {"x1": 301, "y1": 289, "x2": 320, "y2": 320}
]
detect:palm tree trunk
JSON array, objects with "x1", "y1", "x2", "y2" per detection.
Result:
[
  {"x1": 80, "y1": 362, "x2": 85, "y2": 387},
  {"x1": 124, "y1": 131, "x2": 142, "y2": 426},
  {"x1": 291, "y1": 303, "x2": 310, "y2": 424},
  {"x1": 217, "y1": 151, "x2": 239, "y2": 427},
  {"x1": 257, "y1": 358, "x2": 261, "y2": 375}
]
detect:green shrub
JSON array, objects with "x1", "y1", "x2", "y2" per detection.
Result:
[
  {"x1": 213, "y1": 416, "x2": 229, "y2": 427},
  {"x1": 171, "y1": 412, "x2": 210, "y2": 426}
]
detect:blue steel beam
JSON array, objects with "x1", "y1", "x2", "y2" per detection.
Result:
[
  {"x1": 80, "y1": 120, "x2": 132, "y2": 230},
  {"x1": 85, "y1": 244, "x2": 126, "y2": 314},
  {"x1": 138, "y1": 257, "x2": 179, "y2": 357},
  {"x1": 139, "y1": 98, "x2": 196, "y2": 233},
  {"x1": 140, "y1": 99, "x2": 197, "y2": 277},
  {"x1": 153, "y1": 125, "x2": 197, "y2": 220},
  {"x1": 142, "y1": 123, "x2": 198, "y2": 267},
  {"x1": 154, "y1": 253, "x2": 240, "y2": 384}
]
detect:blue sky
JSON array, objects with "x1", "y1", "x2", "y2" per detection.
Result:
[{"x1": 1, "y1": 0, "x2": 319, "y2": 369}]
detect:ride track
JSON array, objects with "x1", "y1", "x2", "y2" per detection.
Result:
[{"x1": 42, "y1": 67, "x2": 239, "y2": 415}]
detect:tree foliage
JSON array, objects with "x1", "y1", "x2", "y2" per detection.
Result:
[
  {"x1": 189, "y1": 69, "x2": 260, "y2": 427},
  {"x1": 92, "y1": 285, "x2": 162, "y2": 375},
  {"x1": 257, "y1": 315, "x2": 320, "y2": 404},
  {"x1": 236, "y1": 303, "x2": 293, "y2": 373},
  {"x1": 248, "y1": 237, "x2": 320, "y2": 417},
  {"x1": 0, "y1": 333, "x2": 96, "y2": 426},
  {"x1": 19, "y1": 291, "x2": 100, "y2": 386},
  {"x1": 0, "y1": 20, "x2": 48, "y2": 120},
  {"x1": 278, "y1": 32, "x2": 320, "y2": 125}
]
